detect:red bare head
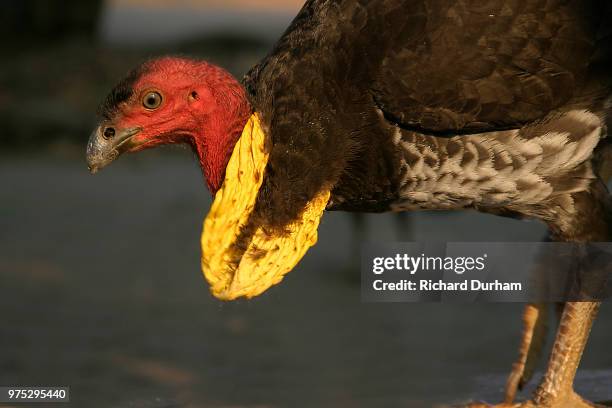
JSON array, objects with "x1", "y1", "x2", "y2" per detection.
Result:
[{"x1": 86, "y1": 56, "x2": 252, "y2": 193}]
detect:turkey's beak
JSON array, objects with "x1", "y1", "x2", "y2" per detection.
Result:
[{"x1": 86, "y1": 125, "x2": 142, "y2": 174}]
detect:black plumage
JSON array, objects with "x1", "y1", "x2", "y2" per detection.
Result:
[
  {"x1": 243, "y1": 0, "x2": 612, "y2": 237},
  {"x1": 241, "y1": 6, "x2": 612, "y2": 404},
  {"x1": 99, "y1": 64, "x2": 149, "y2": 120}
]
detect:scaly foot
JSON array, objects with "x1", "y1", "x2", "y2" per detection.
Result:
[
  {"x1": 504, "y1": 303, "x2": 550, "y2": 404},
  {"x1": 464, "y1": 391, "x2": 609, "y2": 408}
]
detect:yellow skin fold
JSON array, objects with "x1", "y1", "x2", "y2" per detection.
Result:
[{"x1": 201, "y1": 114, "x2": 330, "y2": 300}]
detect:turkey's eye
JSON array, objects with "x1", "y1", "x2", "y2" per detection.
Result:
[{"x1": 143, "y1": 92, "x2": 162, "y2": 109}]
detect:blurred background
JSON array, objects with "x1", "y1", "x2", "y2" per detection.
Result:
[{"x1": 0, "y1": 1, "x2": 611, "y2": 407}]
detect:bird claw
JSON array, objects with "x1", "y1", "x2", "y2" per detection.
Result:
[
  {"x1": 504, "y1": 362, "x2": 527, "y2": 403},
  {"x1": 461, "y1": 391, "x2": 611, "y2": 408}
]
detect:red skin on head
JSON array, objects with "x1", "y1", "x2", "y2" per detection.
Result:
[{"x1": 112, "y1": 57, "x2": 252, "y2": 193}]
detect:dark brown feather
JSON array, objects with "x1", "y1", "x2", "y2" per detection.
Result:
[{"x1": 242, "y1": 0, "x2": 612, "y2": 232}]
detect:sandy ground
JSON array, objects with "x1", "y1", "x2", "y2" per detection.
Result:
[{"x1": 1, "y1": 151, "x2": 611, "y2": 407}]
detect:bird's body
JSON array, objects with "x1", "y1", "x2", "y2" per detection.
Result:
[
  {"x1": 243, "y1": 0, "x2": 612, "y2": 238},
  {"x1": 87, "y1": 0, "x2": 612, "y2": 406}
]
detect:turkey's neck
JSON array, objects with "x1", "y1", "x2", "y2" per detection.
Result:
[{"x1": 191, "y1": 85, "x2": 252, "y2": 193}]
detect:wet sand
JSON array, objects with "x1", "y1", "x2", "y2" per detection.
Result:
[{"x1": 1, "y1": 152, "x2": 611, "y2": 407}]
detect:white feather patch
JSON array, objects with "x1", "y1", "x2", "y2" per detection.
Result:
[{"x1": 392, "y1": 110, "x2": 603, "y2": 211}]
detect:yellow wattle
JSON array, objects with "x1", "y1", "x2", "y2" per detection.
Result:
[{"x1": 201, "y1": 114, "x2": 330, "y2": 300}]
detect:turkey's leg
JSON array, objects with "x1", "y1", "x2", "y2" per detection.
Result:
[
  {"x1": 471, "y1": 301, "x2": 603, "y2": 407},
  {"x1": 529, "y1": 301, "x2": 601, "y2": 407},
  {"x1": 505, "y1": 301, "x2": 568, "y2": 403},
  {"x1": 504, "y1": 303, "x2": 549, "y2": 404}
]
